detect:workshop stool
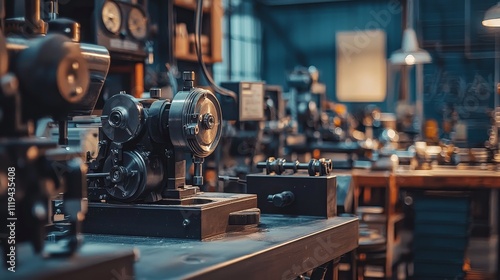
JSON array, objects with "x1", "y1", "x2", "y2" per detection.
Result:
[
  {"x1": 356, "y1": 226, "x2": 387, "y2": 279},
  {"x1": 355, "y1": 207, "x2": 389, "y2": 280}
]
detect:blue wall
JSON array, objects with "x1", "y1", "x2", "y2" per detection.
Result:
[
  {"x1": 257, "y1": 0, "x2": 403, "y2": 112},
  {"x1": 258, "y1": 0, "x2": 498, "y2": 147},
  {"x1": 420, "y1": 0, "x2": 497, "y2": 146}
]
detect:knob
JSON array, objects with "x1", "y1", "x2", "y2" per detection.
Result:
[
  {"x1": 267, "y1": 191, "x2": 295, "y2": 208},
  {"x1": 183, "y1": 71, "x2": 195, "y2": 90},
  {"x1": 150, "y1": 88, "x2": 161, "y2": 99},
  {"x1": 183, "y1": 71, "x2": 195, "y2": 82}
]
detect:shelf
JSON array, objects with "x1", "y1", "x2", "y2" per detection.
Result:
[
  {"x1": 174, "y1": 52, "x2": 221, "y2": 64},
  {"x1": 173, "y1": 0, "x2": 222, "y2": 64},
  {"x1": 174, "y1": 0, "x2": 211, "y2": 13}
]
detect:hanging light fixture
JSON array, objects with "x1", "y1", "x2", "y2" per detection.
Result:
[
  {"x1": 389, "y1": 0, "x2": 430, "y2": 139},
  {"x1": 389, "y1": 0, "x2": 431, "y2": 65},
  {"x1": 390, "y1": 28, "x2": 432, "y2": 65},
  {"x1": 483, "y1": 3, "x2": 500, "y2": 27}
]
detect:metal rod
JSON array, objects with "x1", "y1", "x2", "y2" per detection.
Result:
[
  {"x1": 416, "y1": 63, "x2": 424, "y2": 139},
  {"x1": 58, "y1": 119, "x2": 68, "y2": 146},
  {"x1": 0, "y1": 0, "x2": 5, "y2": 31},
  {"x1": 227, "y1": 0, "x2": 232, "y2": 80},
  {"x1": 192, "y1": 156, "x2": 204, "y2": 187},
  {"x1": 86, "y1": 173, "x2": 110, "y2": 178},
  {"x1": 48, "y1": 0, "x2": 59, "y2": 20},
  {"x1": 25, "y1": 0, "x2": 42, "y2": 33},
  {"x1": 495, "y1": 32, "x2": 499, "y2": 109},
  {"x1": 407, "y1": 0, "x2": 414, "y2": 29}
]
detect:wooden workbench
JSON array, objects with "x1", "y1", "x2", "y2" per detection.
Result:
[
  {"x1": 3, "y1": 215, "x2": 359, "y2": 280},
  {"x1": 396, "y1": 169, "x2": 500, "y2": 189},
  {"x1": 349, "y1": 167, "x2": 500, "y2": 278}
]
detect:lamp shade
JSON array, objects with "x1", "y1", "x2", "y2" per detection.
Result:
[
  {"x1": 389, "y1": 28, "x2": 431, "y2": 65},
  {"x1": 483, "y1": 3, "x2": 500, "y2": 27}
]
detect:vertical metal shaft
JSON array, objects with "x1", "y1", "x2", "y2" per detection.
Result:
[
  {"x1": 416, "y1": 64, "x2": 424, "y2": 139},
  {"x1": 25, "y1": 0, "x2": 43, "y2": 33},
  {"x1": 192, "y1": 156, "x2": 204, "y2": 187},
  {"x1": 0, "y1": 0, "x2": 5, "y2": 31},
  {"x1": 58, "y1": 119, "x2": 68, "y2": 146}
]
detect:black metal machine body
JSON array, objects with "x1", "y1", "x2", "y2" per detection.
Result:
[
  {"x1": 0, "y1": 0, "x2": 111, "y2": 265},
  {"x1": 85, "y1": 72, "x2": 258, "y2": 239},
  {"x1": 286, "y1": 66, "x2": 326, "y2": 144},
  {"x1": 0, "y1": 33, "x2": 90, "y2": 260},
  {"x1": 247, "y1": 157, "x2": 337, "y2": 218},
  {"x1": 262, "y1": 85, "x2": 287, "y2": 158},
  {"x1": 215, "y1": 81, "x2": 267, "y2": 191}
]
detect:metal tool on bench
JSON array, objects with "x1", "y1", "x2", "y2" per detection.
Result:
[
  {"x1": 247, "y1": 157, "x2": 337, "y2": 218},
  {"x1": 0, "y1": 30, "x2": 96, "y2": 258},
  {"x1": 84, "y1": 72, "x2": 259, "y2": 239}
]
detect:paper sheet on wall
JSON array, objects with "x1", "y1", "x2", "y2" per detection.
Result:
[{"x1": 336, "y1": 30, "x2": 387, "y2": 102}]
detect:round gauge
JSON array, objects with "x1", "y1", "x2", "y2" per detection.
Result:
[
  {"x1": 101, "y1": 1, "x2": 122, "y2": 34},
  {"x1": 127, "y1": 7, "x2": 148, "y2": 40}
]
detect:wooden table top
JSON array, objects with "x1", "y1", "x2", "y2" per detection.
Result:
[
  {"x1": 336, "y1": 168, "x2": 500, "y2": 189},
  {"x1": 395, "y1": 168, "x2": 500, "y2": 188}
]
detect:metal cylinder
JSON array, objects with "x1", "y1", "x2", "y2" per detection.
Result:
[
  {"x1": 10, "y1": 34, "x2": 89, "y2": 118},
  {"x1": 25, "y1": 0, "x2": 44, "y2": 34},
  {"x1": 257, "y1": 157, "x2": 333, "y2": 176}
]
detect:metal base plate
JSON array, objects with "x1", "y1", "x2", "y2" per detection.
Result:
[{"x1": 83, "y1": 192, "x2": 257, "y2": 239}]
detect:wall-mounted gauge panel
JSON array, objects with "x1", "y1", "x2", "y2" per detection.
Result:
[
  {"x1": 127, "y1": 7, "x2": 148, "y2": 40},
  {"x1": 101, "y1": 1, "x2": 122, "y2": 34}
]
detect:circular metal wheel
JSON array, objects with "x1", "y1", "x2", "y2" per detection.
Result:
[
  {"x1": 103, "y1": 150, "x2": 163, "y2": 202},
  {"x1": 102, "y1": 93, "x2": 144, "y2": 144},
  {"x1": 0, "y1": 32, "x2": 7, "y2": 76},
  {"x1": 13, "y1": 34, "x2": 90, "y2": 120},
  {"x1": 168, "y1": 87, "x2": 222, "y2": 158}
]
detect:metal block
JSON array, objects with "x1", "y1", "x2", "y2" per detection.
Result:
[
  {"x1": 246, "y1": 172, "x2": 336, "y2": 218},
  {"x1": 83, "y1": 192, "x2": 257, "y2": 239}
]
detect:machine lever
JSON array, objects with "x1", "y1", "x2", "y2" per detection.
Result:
[{"x1": 267, "y1": 191, "x2": 295, "y2": 208}]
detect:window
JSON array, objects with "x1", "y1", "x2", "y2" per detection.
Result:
[{"x1": 214, "y1": 0, "x2": 262, "y2": 83}]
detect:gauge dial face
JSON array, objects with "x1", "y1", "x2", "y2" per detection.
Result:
[
  {"x1": 102, "y1": 1, "x2": 122, "y2": 34},
  {"x1": 128, "y1": 7, "x2": 148, "y2": 40}
]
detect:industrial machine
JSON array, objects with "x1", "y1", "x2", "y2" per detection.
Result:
[
  {"x1": 215, "y1": 82, "x2": 291, "y2": 193},
  {"x1": 286, "y1": 65, "x2": 326, "y2": 145},
  {"x1": 284, "y1": 66, "x2": 364, "y2": 169},
  {"x1": 215, "y1": 81, "x2": 266, "y2": 191},
  {"x1": 0, "y1": 18, "x2": 109, "y2": 262},
  {"x1": 0, "y1": 2, "x2": 359, "y2": 279},
  {"x1": 247, "y1": 157, "x2": 337, "y2": 218},
  {"x1": 261, "y1": 85, "x2": 288, "y2": 158},
  {"x1": 0, "y1": 5, "x2": 142, "y2": 280},
  {"x1": 84, "y1": 72, "x2": 259, "y2": 239}
]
